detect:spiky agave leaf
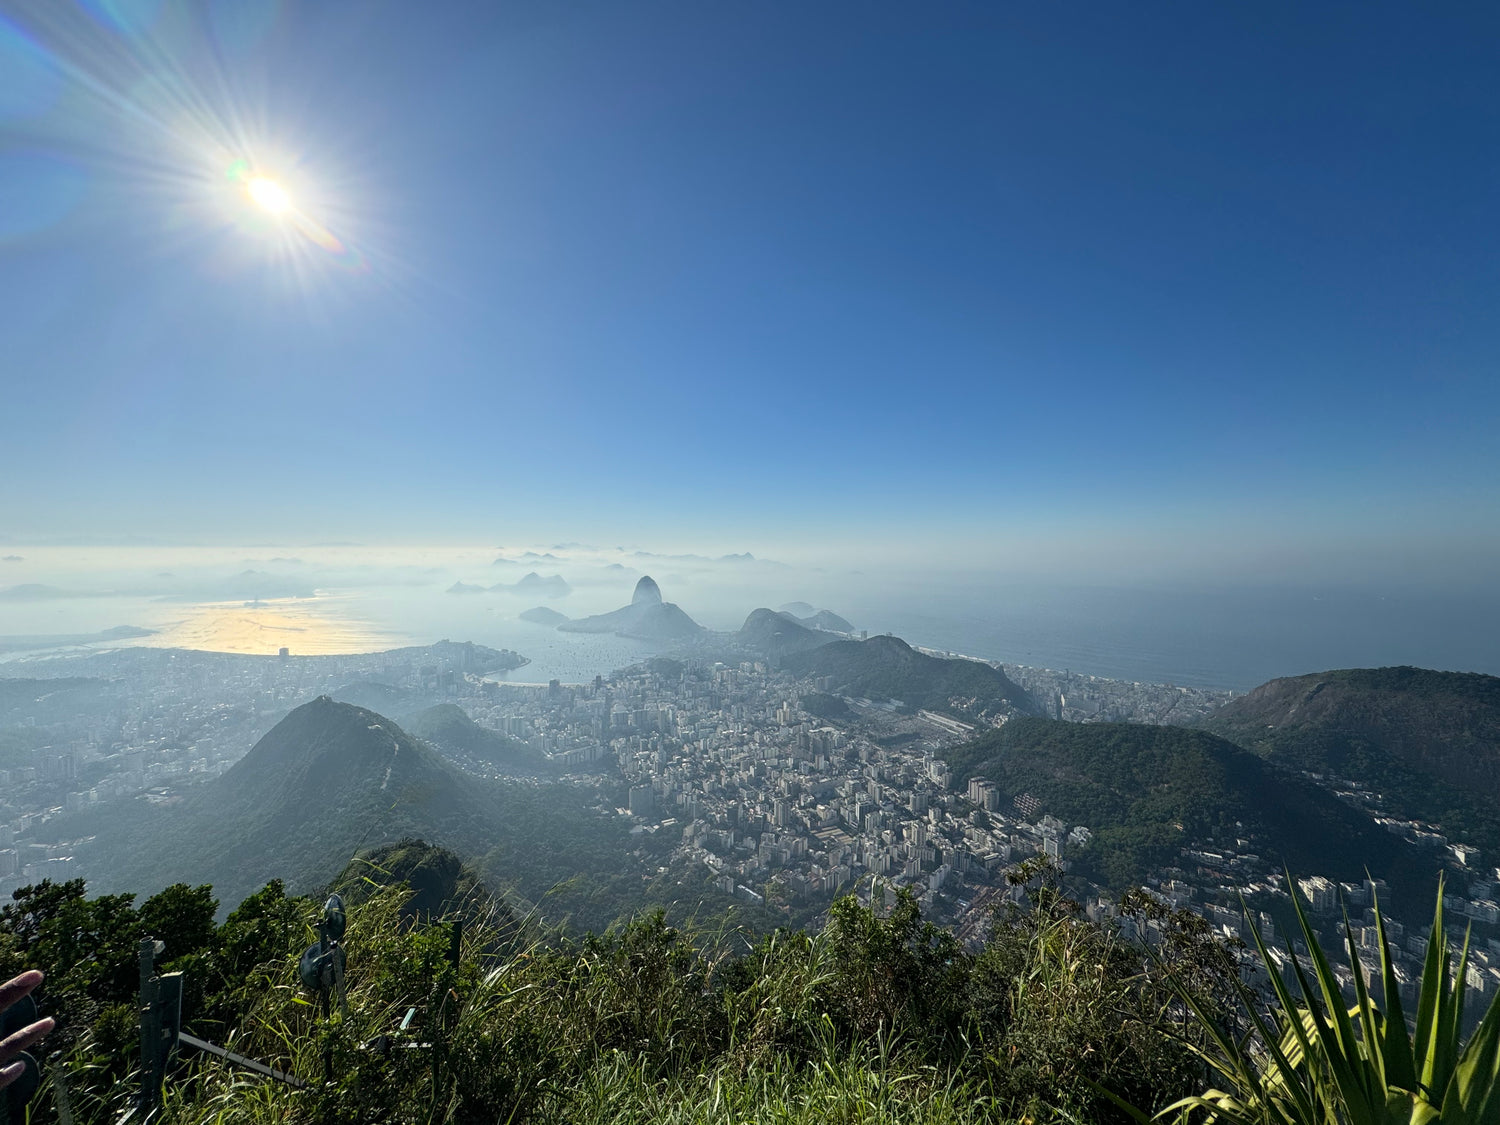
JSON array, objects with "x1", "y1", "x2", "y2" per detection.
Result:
[
  {"x1": 1370, "y1": 878, "x2": 1418, "y2": 1094},
  {"x1": 1145, "y1": 877, "x2": 1500, "y2": 1125}
]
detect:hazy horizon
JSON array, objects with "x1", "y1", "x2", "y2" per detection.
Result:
[{"x1": 2, "y1": 539, "x2": 1496, "y2": 691}]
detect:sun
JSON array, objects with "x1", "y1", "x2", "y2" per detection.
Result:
[{"x1": 246, "y1": 175, "x2": 291, "y2": 213}]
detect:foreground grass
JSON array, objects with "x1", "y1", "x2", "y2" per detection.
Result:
[
  {"x1": 40, "y1": 871, "x2": 1205, "y2": 1124},
  {"x1": 45, "y1": 863, "x2": 1500, "y2": 1125},
  {"x1": 151, "y1": 1046, "x2": 1011, "y2": 1125},
  {"x1": 556, "y1": 1049, "x2": 1006, "y2": 1125}
]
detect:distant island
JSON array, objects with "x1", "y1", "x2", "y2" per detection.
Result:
[
  {"x1": 519, "y1": 606, "x2": 570, "y2": 626},
  {"x1": 0, "y1": 624, "x2": 155, "y2": 654},
  {"x1": 449, "y1": 572, "x2": 572, "y2": 599},
  {"x1": 558, "y1": 576, "x2": 704, "y2": 640}
]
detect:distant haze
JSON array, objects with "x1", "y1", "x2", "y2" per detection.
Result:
[{"x1": 1, "y1": 541, "x2": 1496, "y2": 691}]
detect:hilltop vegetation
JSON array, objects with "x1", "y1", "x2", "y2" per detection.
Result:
[
  {"x1": 784, "y1": 635, "x2": 1038, "y2": 721},
  {"x1": 945, "y1": 718, "x2": 1425, "y2": 894},
  {"x1": 401, "y1": 703, "x2": 543, "y2": 773},
  {"x1": 1203, "y1": 666, "x2": 1500, "y2": 857},
  {"x1": 9, "y1": 861, "x2": 1247, "y2": 1125},
  {"x1": 333, "y1": 837, "x2": 496, "y2": 921},
  {"x1": 736, "y1": 608, "x2": 837, "y2": 656}
]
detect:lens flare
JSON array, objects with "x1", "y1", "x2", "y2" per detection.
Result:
[
  {"x1": 246, "y1": 174, "x2": 289, "y2": 213},
  {"x1": 224, "y1": 158, "x2": 366, "y2": 271}
]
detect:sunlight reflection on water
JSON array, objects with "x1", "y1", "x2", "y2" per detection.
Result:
[{"x1": 140, "y1": 597, "x2": 398, "y2": 655}]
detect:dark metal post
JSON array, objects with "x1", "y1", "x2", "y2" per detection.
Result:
[
  {"x1": 137, "y1": 938, "x2": 164, "y2": 1117},
  {"x1": 157, "y1": 973, "x2": 184, "y2": 1069}
]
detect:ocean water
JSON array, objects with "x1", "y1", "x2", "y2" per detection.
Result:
[
  {"x1": 3, "y1": 551, "x2": 1496, "y2": 692},
  {"x1": 834, "y1": 582, "x2": 1500, "y2": 691}
]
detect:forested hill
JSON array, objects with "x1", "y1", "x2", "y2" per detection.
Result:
[
  {"x1": 71, "y1": 697, "x2": 512, "y2": 909},
  {"x1": 943, "y1": 718, "x2": 1430, "y2": 901},
  {"x1": 736, "y1": 608, "x2": 836, "y2": 656},
  {"x1": 402, "y1": 703, "x2": 542, "y2": 773},
  {"x1": 783, "y1": 635, "x2": 1039, "y2": 722},
  {"x1": 1202, "y1": 667, "x2": 1500, "y2": 859},
  {"x1": 64, "y1": 699, "x2": 654, "y2": 925}
]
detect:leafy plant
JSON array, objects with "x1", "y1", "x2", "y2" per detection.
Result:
[{"x1": 1157, "y1": 876, "x2": 1500, "y2": 1125}]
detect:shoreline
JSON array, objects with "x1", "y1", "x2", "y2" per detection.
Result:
[
  {"x1": 908, "y1": 642, "x2": 1240, "y2": 696},
  {"x1": 0, "y1": 626, "x2": 1244, "y2": 696}
]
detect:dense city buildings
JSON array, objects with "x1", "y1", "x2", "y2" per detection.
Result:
[{"x1": 2, "y1": 639, "x2": 1496, "y2": 1014}]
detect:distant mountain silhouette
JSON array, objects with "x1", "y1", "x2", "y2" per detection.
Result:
[
  {"x1": 799, "y1": 610, "x2": 854, "y2": 633},
  {"x1": 784, "y1": 635, "x2": 1039, "y2": 721},
  {"x1": 450, "y1": 573, "x2": 572, "y2": 599},
  {"x1": 558, "y1": 576, "x2": 703, "y2": 640},
  {"x1": 332, "y1": 680, "x2": 420, "y2": 713},
  {"x1": 1203, "y1": 666, "x2": 1500, "y2": 860},
  {"x1": 775, "y1": 604, "x2": 853, "y2": 632},
  {"x1": 508, "y1": 572, "x2": 571, "y2": 598},
  {"x1": 0, "y1": 625, "x2": 156, "y2": 657},
  {"x1": 737, "y1": 609, "x2": 837, "y2": 657},
  {"x1": 519, "y1": 606, "x2": 570, "y2": 626}
]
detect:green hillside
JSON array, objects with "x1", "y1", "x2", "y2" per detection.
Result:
[
  {"x1": 784, "y1": 635, "x2": 1038, "y2": 721},
  {"x1": 63, "y1": 699, "x2": 658, "y2": 930},
  {"x1": 736, "y1": 608, "x2": 837, "y2": 656},
  {"x1": 944, "y1": 717, "x2": 1428, "y2": 896},
  {"x1": 1202, "y1": 666, "x2": 1500, "y2": 857},
  {"x1": 70, "y1": 697, "x2": 512, "y2": 909},
  {"x1": 402, "y1": 703, "x2": 543, "y2": 773}
]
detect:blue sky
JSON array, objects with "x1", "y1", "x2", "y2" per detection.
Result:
[{"x1": 2, "y1": 1, "x2": 1497, "y2": 583}]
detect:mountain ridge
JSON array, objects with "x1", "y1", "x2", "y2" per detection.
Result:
[
  {"x1": 737, "y1": 608, "x2": 838, "y2": 656},
  {"x1": 1201, "y1": 665, "x2": 1500, "y2": 859},
  {"x1": 784, "y1": 635, "x2": 1040, "y2": 721},
  {"x1": 72, "y1": 697, "x2": 513, "y2": 909},
  {"x1": 943, "y1": 717, "x2": 1433, "y2": 906},
  {"x1": 558, "y1": 575, "x2": 704, "y2": 640}
]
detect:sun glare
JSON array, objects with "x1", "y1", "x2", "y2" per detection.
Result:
[{"x1": 246, "y1": 175, "x2": 290, "y2": 213}]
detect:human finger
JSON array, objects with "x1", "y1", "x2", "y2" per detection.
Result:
[
  {"x1": 0, "y1": 1017, "x2": 54, "y2": 1068},
  {"x1": 0, "y1": 972, "x2": 42, "y2": 1016}
]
